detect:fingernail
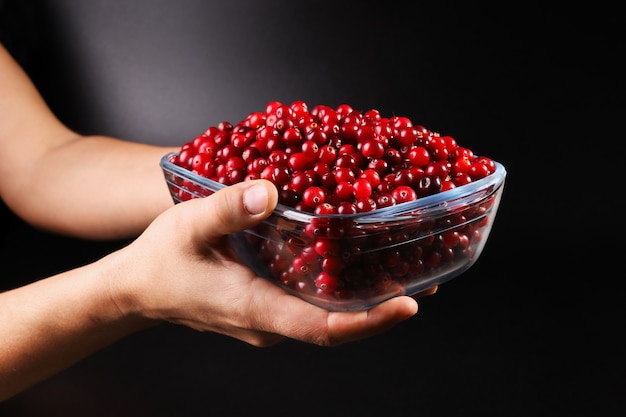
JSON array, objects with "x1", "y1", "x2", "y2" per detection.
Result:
[{"x1": 243, "y1": 184, "x2": 268, "y2": 215}]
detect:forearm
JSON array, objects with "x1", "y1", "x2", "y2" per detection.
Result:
[
  {"x1": 0, "y1": 254, "x2": 159, "y2": 401},
  {"x1": 19, "y1": 135, "x2": 178, "y2": 239},
  {"x1": 0, "y1": 42, "x2": 179, "y2": 239}
]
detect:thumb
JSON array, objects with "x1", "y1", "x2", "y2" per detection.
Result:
[{"x1": 190, "y1": 179, "x2": 279, "y2": 238}]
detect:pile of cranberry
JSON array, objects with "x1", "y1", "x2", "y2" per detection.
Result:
[
  {"x1": 173, "y1": 100, "x2": 496, "y2": 211},
  {"x1": 169, "y1": 100, "x2": 498, "y2": 306}
]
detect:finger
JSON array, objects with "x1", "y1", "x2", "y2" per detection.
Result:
[
  {"x1": 249, "y1": 284, "x2": 418, "y2": 346},
  {"x1": 414, "y1": 285, "x2": 438, "y2": 298},
  {"x1": 178, "y1": 179, "x2": 279, "y2": 240},
  {"x1": 325, "y1": 296, "x2": 419, "y2": 344}
]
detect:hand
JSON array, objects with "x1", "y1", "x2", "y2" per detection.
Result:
[{"x1": 112, "y1": 179, "x2": 435, "y2": 347}]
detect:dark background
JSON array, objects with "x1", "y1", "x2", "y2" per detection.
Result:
[{"x1": 1, "y1": 1, "x2": 623, "y2": 415}]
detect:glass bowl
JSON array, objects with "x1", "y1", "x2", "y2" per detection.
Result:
[{"x1": 161, "y1": 151, "x2": 506, "y2": 311}]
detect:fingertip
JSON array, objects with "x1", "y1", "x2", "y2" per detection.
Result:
[
  {"x1": 393, "y1": 295, "x2": 419, "y2": 318},
  {"x1": 243, "y1": 182, "x2": 271, "y2": 216},
  {"x1": 369, "y1": 296, "x2": 418, "y2": 326},
  {"x1": 243, "y1": 180, "x2": 278, "y2": 216}
]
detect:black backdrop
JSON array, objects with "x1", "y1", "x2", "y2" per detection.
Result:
[{"x1": 1, "y1": 1, "x2": 623, "y2": 415}]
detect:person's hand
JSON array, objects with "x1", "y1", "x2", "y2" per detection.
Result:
[{"x1": 110, "y1": 179, "x2": 436, "y2": 347}]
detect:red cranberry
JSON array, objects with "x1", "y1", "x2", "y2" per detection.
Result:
[{"x1": 171, "y1": 100, "x2": 499, "y2": 305}]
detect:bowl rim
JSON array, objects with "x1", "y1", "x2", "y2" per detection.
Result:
[{"x1": 160, "y1": 151, "x2": 506, "y2": 221}]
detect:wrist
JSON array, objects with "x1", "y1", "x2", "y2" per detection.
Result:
[{"x1": 96, "y1": 247, "x2": 162, "y2": 331}]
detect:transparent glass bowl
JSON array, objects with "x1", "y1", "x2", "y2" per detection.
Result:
[{"x1": 161, "y1": 152, "x2": 506, "y2": 311}]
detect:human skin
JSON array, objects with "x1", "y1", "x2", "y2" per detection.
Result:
[
  {"x1": 0, "y1": 42, "x2": 177, "y2": 240},
  {"x1": 0, "y1": 43, "x2": 433, "y2": 401}
]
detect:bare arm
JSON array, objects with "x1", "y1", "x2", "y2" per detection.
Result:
[
  {"x1": 0, "y1": 42, "x2": 434, "y2": 403},
  {"x1": 0, "y1": 43, "x2": 177, "y2": 239},
  {"x1": 0, "y1": 258, "x2": 158, "y2": 400},
  {"x1": 0, "y1": 180, "x2": 426, "y2": 400}
]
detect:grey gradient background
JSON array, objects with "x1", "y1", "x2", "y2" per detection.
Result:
[{"x1": 0, "y1": 1, "x2": 623, "y2": 415}]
